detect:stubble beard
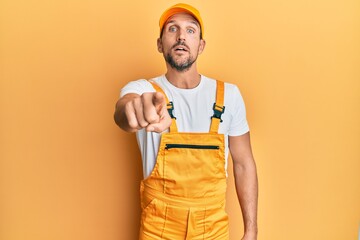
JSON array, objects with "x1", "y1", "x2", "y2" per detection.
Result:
[{"x1": 165, "y1": 52, "x2": 197, "y2": 72}]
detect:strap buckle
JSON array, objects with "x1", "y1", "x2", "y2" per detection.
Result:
[
  {"x1": 167, "y1": 102, "x2": 176, "y2": 119},
  {"x1": 211, "y1": 103, "x2": 225, "y2": 122}
]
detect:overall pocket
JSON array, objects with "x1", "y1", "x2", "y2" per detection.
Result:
[{"x1": 163, "y1": 143, "x2": 224, "y2": 198}]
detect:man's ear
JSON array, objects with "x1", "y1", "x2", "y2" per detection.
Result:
[
  {"x1": 198, "y1": 39, "x2": 206, "y2": 55},
  {"x1": 157, "y1": 38, "x2": 163, "y2": 53}
]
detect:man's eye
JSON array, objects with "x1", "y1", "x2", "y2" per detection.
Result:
[
  {"x1": 169, "y1": 26, "x2": 177, "y2": 32},
  {"x1": 187, "y1": 29, "x2": 195, "y2": 34}
]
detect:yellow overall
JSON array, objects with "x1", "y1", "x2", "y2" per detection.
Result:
[{"x1": 139, "y1": 80, "x2": 229, "y2": 240}]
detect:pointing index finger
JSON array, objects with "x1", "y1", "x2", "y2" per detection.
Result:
[{"x1": 152, "y1": 92, "x2": 167, "y2": 113}]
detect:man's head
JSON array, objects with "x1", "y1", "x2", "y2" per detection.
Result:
[
  {"x1": 157, "y1": 3, "x2": 206, "y2": 72},
  {"x1": 159, "y1": 3, "x2": 204, "y2": 39}
]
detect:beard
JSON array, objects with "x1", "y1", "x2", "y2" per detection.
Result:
[{"x1": 165, "y1": 52, "x2": 197, "y2": 72}]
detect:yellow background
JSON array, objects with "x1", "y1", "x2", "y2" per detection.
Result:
[{"x1": 1, "y1": 0, "x2": 359, "y2": 239}]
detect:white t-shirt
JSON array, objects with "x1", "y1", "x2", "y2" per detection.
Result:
[{"x1": 120, "y1": 75, "x2": 249, "y2": 179}]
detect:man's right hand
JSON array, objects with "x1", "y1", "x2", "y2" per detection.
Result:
[{"x1": 114, "y1": 92, "x2": 172, "y2": 133}]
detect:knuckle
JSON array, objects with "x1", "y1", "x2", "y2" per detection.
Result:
[
  {"x1": 145, "y1": 114, "x2": 158, "y2": 123},
  {"x1": 128, "y1": 119, "x2": 138, "y2": 129},
  {"x1": 141, "y1": 92, "x2": 151, "y2": 100},
  {"x1": 124, "y1": 101, "x2": 133, "y2": 111},
  {"x1": 132, "y1": 98, "x2": 141, "y2": 108},
  {"x1": 139, "y1": 121, "x2": 149, "y2": 128},
  {"x1": 124, "y1": 106, "x2": 133, "y2": 119}
]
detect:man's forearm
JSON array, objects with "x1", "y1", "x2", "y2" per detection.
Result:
[{"x1": 233, "y1": 159, "x2": 258, "y2": 236}]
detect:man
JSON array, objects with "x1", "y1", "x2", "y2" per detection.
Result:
[{"x1": 114, "y1": 3, "x2": 258, "y2": 240}]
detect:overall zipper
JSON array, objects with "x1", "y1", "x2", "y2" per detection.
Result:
[{"x1": 165, "y1": 144, "x2": 219, "y2": 150}]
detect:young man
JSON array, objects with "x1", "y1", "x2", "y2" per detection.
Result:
[{"x1": 114, "y1": 3, "x2": 258, "y2": 240}]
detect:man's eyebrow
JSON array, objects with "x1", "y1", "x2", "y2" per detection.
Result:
[
  {"x1": 165, "y1": 20, "x2": 176, "y2": 25},
  {"x1": 164, "y1": 20, "x2": 200, "y2": 28},
  {"x1": 189, "y1": 21, "x2": 200, "y2": 28}
]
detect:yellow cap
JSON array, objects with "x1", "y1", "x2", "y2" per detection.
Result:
[{"x1": 159, "y1": 3, "x2": 204, "y2": 38}]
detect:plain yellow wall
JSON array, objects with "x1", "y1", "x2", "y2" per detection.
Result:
[{"x1": 1, "y1": 0, "x2": 359, "y2": 239}]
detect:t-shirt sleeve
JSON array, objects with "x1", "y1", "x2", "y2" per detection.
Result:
[
  {"x1": 228, "y1": 84, "x2": 250, "y2": 136},
  {"x1": 120, "y1": 79, "x2": 155, "y2": 98}
]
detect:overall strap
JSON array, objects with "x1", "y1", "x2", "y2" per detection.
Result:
[
  {"x1": 210, "y1": 80, "x2": 225, "y2": 133},
  {"x1": 148, "y1": 81, "x2": 178, "y2": 133}
]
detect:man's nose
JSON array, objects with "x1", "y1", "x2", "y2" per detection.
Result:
[{"x1": 177, "y1": 28, "x2": 186, "y2": 41}]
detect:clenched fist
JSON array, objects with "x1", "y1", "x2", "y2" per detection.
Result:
[{"x1": 114, "y1": 92, "x2": 172, "y2": 133}]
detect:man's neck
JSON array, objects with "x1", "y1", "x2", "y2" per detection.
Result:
[{"x1": 165, "y1": 64, "x2": 201, "y2": 89}]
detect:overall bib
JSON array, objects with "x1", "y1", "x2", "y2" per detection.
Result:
[{"x1": 139, "y1": 80, "x2": 229, "y2": 240}]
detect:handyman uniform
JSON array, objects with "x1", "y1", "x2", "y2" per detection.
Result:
[
  {"x1": 139, "y1": 80, "x2": 229, "y2": 240},
  {"x1": 118, "y1": 3, "x2": 250, "y2": 239}
]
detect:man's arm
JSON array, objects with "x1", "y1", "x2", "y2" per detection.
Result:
[
  {"x1": 229, "y1": 132, "x2": 258, "y2": 240},
  {"x1": 114, "y1": 92, "x2": 172, "y2": 133}
]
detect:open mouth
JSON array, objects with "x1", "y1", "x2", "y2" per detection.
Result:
[
  {"x1": 175, "y1": 47, "x2": 187, "y2": 52},
  {"x1": 173, "y1": 45, "x2": 188, "y2": 52}
]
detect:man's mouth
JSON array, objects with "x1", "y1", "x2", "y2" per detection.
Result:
[
  {"x1": 175, "y1": 47, "x2": 187, "y2": 52},
  {"x1": 173, "y1": 44, "x2": 189, "y2": 52}
]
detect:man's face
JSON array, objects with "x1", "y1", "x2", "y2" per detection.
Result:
[{"x1": 157, "y1": 13, "x2": 206, "y2": 72}]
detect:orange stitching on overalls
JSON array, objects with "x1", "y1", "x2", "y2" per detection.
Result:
[{"x1": 160, "y1": 204, "x2": 168, "y2": 239}]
